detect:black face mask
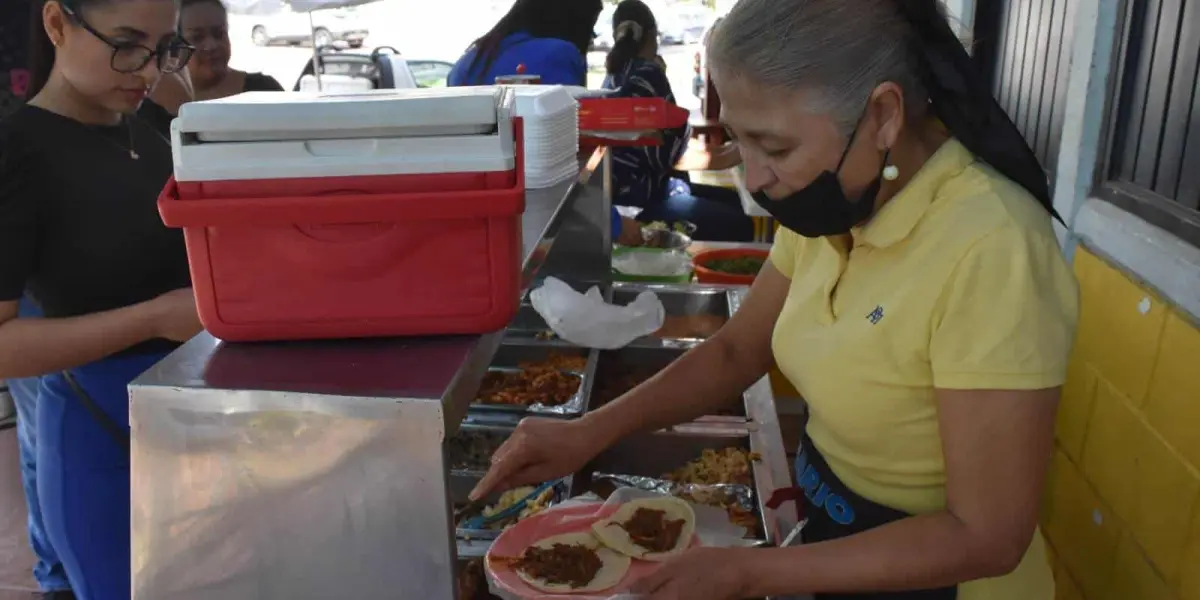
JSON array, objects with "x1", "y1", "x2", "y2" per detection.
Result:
[{"x1": 750, "y1": 115, "x2": 890, "y2": 238}]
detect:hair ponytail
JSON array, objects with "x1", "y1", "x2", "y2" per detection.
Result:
[
  {"x1": 892, "y1": 0, "x2": 1060, "y2": 221},
  {"x1": 27, "y1": 0, "x2": 56, "y2": 99},
  {"x1": 605, "y1": 0, "x2": 656, "y2": 75}
]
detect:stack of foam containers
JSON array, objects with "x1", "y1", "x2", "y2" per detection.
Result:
[{"x1": 511, "y1": 86, "x2": 580, "y2": 189}]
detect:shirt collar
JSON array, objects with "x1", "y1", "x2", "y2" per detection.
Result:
[{"x1": 851, "y1": 138, "x2": 975, "y2": 249}]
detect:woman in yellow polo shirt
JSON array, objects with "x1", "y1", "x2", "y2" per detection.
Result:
[{"x1": 470, "y1": 0, "x2": 1078, "y2": 598}]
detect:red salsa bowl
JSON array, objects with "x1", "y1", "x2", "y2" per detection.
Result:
[{"x1": 692, "y1": 248, "x2": 770, "y2": 285}]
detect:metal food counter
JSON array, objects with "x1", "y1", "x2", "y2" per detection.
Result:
[{"x1": 128, "y1": 147, "x2": 798, "y2": 600}]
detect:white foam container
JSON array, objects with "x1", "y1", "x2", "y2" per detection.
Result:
[
  {"x1": 508, "y1": 86, "x2": 579, "y2": 188},
  {"x1": 172, "y1": 88, "x2": 518, "y2": 182}
]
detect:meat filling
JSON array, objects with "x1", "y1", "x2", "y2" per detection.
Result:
[
  {"x1": 615, "y1": 508, "x2": 686, "y2": 553},
  {"x1": 514, "y1": 543, "x2": 603, "y2": 588}
]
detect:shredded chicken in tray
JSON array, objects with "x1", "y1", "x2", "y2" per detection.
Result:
[
  {"x1": 475, "y1": 354, "x2": 587, "y2": 407},
  {"x1": 664, "y1": 447, "x2": 760, "y2": 486}
]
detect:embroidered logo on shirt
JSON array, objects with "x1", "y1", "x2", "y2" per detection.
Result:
[{"x1": 866, "y1": 305, "x2": 884, "y2": 325}]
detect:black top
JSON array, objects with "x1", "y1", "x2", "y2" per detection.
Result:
[
  {"x1": 244, "y1": 72, "x2": 284, "y2": 92},
  {"x1": 0, "y1": 104, "x2": 189, "y2": 355}
]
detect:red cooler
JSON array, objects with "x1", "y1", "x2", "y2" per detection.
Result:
[{"x1": 161, "y1": 87, "x2": 526, "y2": 342}]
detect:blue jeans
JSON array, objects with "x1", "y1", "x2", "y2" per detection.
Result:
[
  {"x1": 10, "y1": 297, "x2": 72, "y2": 592},
  {"x1": 639, "y1": 182, "x2": 755, "y2": 243},
  {"x1": 39, "y1": 351, "x2": 167, "y2": 600}
]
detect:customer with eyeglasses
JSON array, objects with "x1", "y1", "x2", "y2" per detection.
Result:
[{"x1": 0, "y1": 1, "x2": 203, "y2": 598}]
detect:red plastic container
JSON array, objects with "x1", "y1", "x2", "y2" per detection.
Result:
[
  {"x1": 158, "y1": 122, "x2": 527, "y2": 342},
  {"x1": 578, "y1": 97, "x2": 690, "y2": 147},
  {"x1": 692, "y1": 248, "x2": 770, "y2": 285}
]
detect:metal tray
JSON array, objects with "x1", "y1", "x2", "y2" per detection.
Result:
[
  {"x1": 592, "y1": 346, "x2": 747, "y2": 418},
  {"x1": 447, "y1": 419, "x2": 516, "y2": 475},
  {"x1": 573, "y1": 430, "x2": 769, "y2": 540},
  {"x1": 454, "y1": 557, "x2": 501, "y2": 599},
  {"x1": 611, "y1": 283, "x2": 733, "y2": 348},
  {"x1": 470, "y1": 344, "x2": 598, "y2": 417},
  {"x1": 450, "y1": 472, "x2": 569, "y2": 542}
]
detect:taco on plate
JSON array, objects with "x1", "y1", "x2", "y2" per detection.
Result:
[
  {"x1": 490, "y1": 531, "x2": 631, "y2": 594},
  {"x1": 591, "y1": 496, "x2": 696, "y2": 561}
]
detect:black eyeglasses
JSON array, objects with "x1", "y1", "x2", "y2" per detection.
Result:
[{"x1": 62, "y1": 4, "x2": 194, "y2": 74}]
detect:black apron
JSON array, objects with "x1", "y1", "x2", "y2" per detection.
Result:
[{"x1": 766, "y1": 433, "x2": 957, "y2": 600}]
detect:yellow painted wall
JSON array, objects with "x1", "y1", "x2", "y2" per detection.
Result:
[{"x1": 1044, "y1": 246, "x2": 1200, "y2": 600}]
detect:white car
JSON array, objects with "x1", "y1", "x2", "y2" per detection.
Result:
[{"x1": 250, "y1": 6, "x2": 369, "y2": 48}]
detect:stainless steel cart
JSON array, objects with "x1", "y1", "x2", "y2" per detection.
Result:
[{"x1": 128, "y1": 148, "x2": 798, "y2": 599}]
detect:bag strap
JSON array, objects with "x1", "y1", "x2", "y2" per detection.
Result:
[{"x1": 62, "y1": 371, "x2": 130, "y2": 452}]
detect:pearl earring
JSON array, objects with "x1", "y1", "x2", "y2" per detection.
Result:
[{"x1": 882, "y1": 164, "x2": 900, "y2": 181}]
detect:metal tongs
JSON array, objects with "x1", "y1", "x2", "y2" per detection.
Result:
[{"x1": 457, "y1": 480, "x2": 560, "y2": 530}]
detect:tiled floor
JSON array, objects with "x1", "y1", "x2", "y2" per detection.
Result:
[{"x1": 0, "y1": 425, "x2": 39, "y2": 598}]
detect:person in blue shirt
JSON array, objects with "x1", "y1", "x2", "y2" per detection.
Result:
[
  {"x1": 448, "y1": 0, "x2": 601, "y2": 87},
  {"x1": 450, "y1": 0, "x2": 644, "y2": 246},
  {"x1": 602, "y1": 0, "x2": 753, "y2": 242}
]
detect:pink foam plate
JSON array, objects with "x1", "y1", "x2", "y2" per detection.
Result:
[{"x1": 485, "y1": 502, "x2": 699, "y2": 599}]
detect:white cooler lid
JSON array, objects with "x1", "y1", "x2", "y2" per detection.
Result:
[{"x1": 175, "y1": 87, "x2": 512, "y2": 142}]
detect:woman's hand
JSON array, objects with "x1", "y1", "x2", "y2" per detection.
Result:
[
  {"x1": 617, "y1": 216, "x2": 645, "y2": 246},
  {"x1": 469, "y1": 416, "x2": 606, "y2": 500},
  {"x1": 147, "y1": 288, "x2": 203, "y2": 342},
  {"x1": 630, "y1": 547, "x2": 753, "y2": 599}
]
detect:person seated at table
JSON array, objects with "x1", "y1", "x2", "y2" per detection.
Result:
[
  {"x1": 448, "y1": 0, "x2": 602, "y2": 86},
  {"x1": 602, "y1": 0, "x2": 753, "y2": 242},
  {"x1": 179, "y1": 0, "x2": 283, "y2": 98}
]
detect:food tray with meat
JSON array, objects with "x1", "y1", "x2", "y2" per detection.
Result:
[
  {"x1": 449, "y1": 421, "x2": 517, "y2": 474},
  {"x1": 471, "y1": 344, "x2": 599, "y2": 417},
  {"x1": 610, "y1": 284, "x2": 732, "y2": 348},
  {"x1": 591, "y1": 346, "x2": 747, "y2": 418}
]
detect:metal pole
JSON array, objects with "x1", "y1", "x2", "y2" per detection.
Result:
[{"x1": 308, "y1": 10, "x2": 322, "y2": 91}]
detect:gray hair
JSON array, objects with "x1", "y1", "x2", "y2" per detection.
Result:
[{"x1": 707, "y1": 0, "x2": 932, "y2": 135}]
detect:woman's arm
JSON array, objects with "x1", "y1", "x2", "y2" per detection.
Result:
[
  {"x1": 738, "y1": 387, "x2": 1058, "y2": 595},
  {"x1": 583, "y1": 264, "x2": 790, "y2": 447},
  {"x1": 0, "y1": 299, "x2": 162, "y2": 379}
]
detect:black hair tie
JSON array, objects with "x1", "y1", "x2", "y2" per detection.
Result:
[{"x1": 894, "y1": 0, "x2": 1063, "y2": 223}]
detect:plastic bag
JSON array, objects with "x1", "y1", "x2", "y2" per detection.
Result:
[
  {"x1": 529, "y1": 277, "x2": 664, "y2": 349},
  {"x1": 485, "y1": 488, "x2": 749, "y2": 600}
]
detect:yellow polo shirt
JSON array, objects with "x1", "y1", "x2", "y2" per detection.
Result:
[{"x1": 769, "y1": 139, "x2": 1077, "y2": 599}]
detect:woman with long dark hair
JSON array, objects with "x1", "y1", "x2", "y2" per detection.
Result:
[
  {"x1": 470, "y1": 0, "x2": 1076, "y2": 598},
  {"x1": 447, "y1": 0, "x2": 602, "y2": 86},
  {"x1": 0, "y1": 0, "x2": 202, "y2": 597},
  {"x1": 602, "y1": 0, "x2": 752, "y2": 242}
]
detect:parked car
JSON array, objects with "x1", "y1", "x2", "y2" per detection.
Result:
[
  {"x1": 658, "y1": 9, "x2": 709, "y2": 45},
  {"x1": 293, "y1": 48, "x2": 457, "y2": 91},
  {"x1": 250, "y1": 6, "x2": 369, "y2": 48}
]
